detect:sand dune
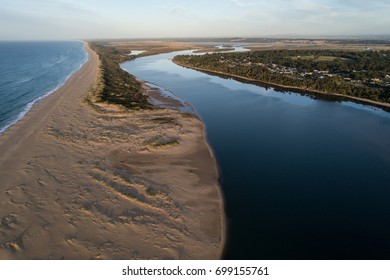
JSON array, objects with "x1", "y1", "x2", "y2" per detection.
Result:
[{"x1": 0, "y1": 43, "x2": 224, "y2": 259}]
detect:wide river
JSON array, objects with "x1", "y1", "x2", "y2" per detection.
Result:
[{"x1": 122, "y1": 50, "x2": 390, "y2": 259}]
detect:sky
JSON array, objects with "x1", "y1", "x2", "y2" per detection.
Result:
[{"x1": 0, "y1": 0, "x2": 389, "y2": 40}]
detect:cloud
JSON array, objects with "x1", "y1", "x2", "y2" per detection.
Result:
[
  {"x1": 340, "y1": 0, "x2": 390, "y2": 10},
  {"x1": 1, "y1": 0, "x2": 97, "y2": 18},
  {"x1": 158, "y1": 3, "x2": 210, "y2": 22},
  {"x1": 163, "y1": 5, "x2": 190, "y2": 17},
  {"x1": 0, "y1": 0, "x2": 389, "y2": 40},
  {"x1": 230, "y1": 0, "x2": 250, "y2": 8},
  {"x1": 0, "y1": 0, "x2": 104, "y2": 40}
]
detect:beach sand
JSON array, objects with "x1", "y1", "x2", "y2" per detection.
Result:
[{"x1": 0, "y1": 43, "x2": 224, "y2": 259}]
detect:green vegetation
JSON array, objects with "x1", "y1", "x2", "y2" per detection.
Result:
[
  {"x1": 328, "y1": 39, "x2": 390, "y2": 46},
  {"x1": 291, "y1": 55, "x2": 355, "y2": 64},
  {"x1": 88, "y1": 42, "x2": 151, "y2": 109},
  {"x1": 173, "y1": 49, "x2": 390, "y2": 103},
  {"x1": 151, "y1": 117, "x2": 179, "y2": 125},
  {"x1": 143, "y1": 135, "x2": 180, "y2": 147},
  {"x1": 146, "y1": 186, "x2": 158, "y2": 196}
]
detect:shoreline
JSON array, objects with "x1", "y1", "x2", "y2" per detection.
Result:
[
  {"x1": 173, "y1": 60, "x2": 390, "y2": 111},
  {"x1": 141, "y1": 80, "x2": 227, "y2": 259},
  {"x1": 0, "y1": 42, "x2": 89, "y2": 135},
  {"x1": 200, "y1": 122, "x2": 226, "y2": 259},
  {"x1": 0, "y1": 43, "x2": 225, "y2": 259},
  {"x1": 0, "y1": 42, "x2": 97, "y2": 167}
]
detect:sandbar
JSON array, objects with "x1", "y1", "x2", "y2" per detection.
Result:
[{"x1": 0, "y1": 43, "x2": 224, "y2": 259}]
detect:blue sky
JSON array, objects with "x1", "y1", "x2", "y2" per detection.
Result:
[{"x1": 0, "y1": 0, "x2": 389, "y2": 40}]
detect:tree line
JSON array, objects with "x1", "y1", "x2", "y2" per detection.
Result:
[
  {"x1": 173, "y1": 49, "x2": 390, "y2": 103},
  {"x1": 88, "y1": 42, "x2": 151, "y2": 109}
]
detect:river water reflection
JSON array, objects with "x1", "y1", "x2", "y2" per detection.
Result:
[{"x1": 122, "y1": 50, "x2": 390, "y2": 259}]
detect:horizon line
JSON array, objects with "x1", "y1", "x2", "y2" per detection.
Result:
[{"x1": 1, "y1": 34, "x2": 390, "y2": 42}]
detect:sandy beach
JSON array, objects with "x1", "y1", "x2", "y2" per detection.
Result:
[{"x1": 0, "y1": 43, "x2": 224, "y2": 259}]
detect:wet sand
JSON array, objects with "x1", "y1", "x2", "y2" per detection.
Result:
[{"x1": 0, "y1": 43, "x2": 224, "y2": 259}]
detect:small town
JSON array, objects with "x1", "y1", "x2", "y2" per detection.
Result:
[
  {"x1": 216, "y1": 52, "x2": 390, "y2": 89},
  {"x1": 174, "y1": 48, "x2": 390, "y2": 103}
]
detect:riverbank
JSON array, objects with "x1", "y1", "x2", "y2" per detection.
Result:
[
  {"x1": 122, "y1": 42, "x2": 390, "y2": 259},
  {"x1": 0, "y1": 43, "x2": 224, "y2": 259},
  {"x1": 173, "y1": 60, "x2": 390, "y2": 111}
]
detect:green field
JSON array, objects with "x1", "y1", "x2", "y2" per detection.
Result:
[{"x1": 292, "y1": 55, "x2": 356, "y2": 64}]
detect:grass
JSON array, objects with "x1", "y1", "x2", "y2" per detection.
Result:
[
  {"x1": 292, "y1": 55, "x2": 356, "y2": 64},
  {"x1": 88, "y1": 42, "x2": 152, "y2": 110},
  {"x1": 151, "y1": 117, "x2": 179, "y2": 125},
  {"x1": 143, "y1": 135, "x2": 180, "y2": 147}
]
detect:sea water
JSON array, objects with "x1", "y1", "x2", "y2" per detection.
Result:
[{"x1": 0, "y1": 41, "x2": 87, "y2": 134}]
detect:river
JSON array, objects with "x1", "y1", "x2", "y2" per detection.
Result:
[{"x1": 122, "y1": 49, "x2": 390, "y2": 260}]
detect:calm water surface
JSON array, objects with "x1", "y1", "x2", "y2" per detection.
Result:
[{"x1": 122, "y1": 50, "x2": 390, "y2": 260}]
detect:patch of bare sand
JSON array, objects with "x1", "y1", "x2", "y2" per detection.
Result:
[
  {"x1": 110, "y1": 40, "x2": 199, "y2": 56},
  {"x1": 0, "y1": 43, "x2": 224, "y2": 259}
]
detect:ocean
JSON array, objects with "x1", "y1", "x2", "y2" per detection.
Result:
[{"x1": 0, "y1": 41, "x2": 87, "y2": 134}]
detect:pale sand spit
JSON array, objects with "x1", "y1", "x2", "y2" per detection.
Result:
[{"x1": 0, "y1": 43, "x2": 225, "y2": 259}]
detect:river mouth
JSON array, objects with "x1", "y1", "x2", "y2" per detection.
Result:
[{"x1": 122, "y1": 49, "x2": 390, "y2": 260}]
